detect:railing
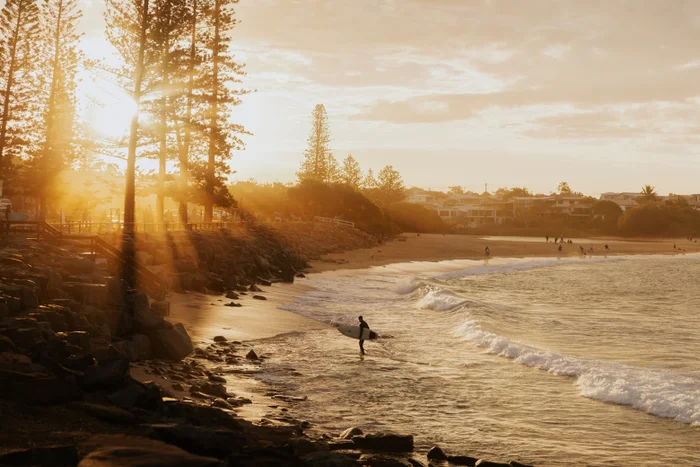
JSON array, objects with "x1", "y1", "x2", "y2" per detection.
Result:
[
  {"x1": 48, "y1": 221, "x2": 243, "y2": 235},
  {"x1": 92, "y1": 236, "x2": 167, "y2": 300},
  {"x1": 313, "y1": 216, "x2": 355, "y2": 228}
]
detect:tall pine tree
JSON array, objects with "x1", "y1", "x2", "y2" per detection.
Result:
[
  {"x1": 297, "y1": 103, "x2": 332, "y2": 183},
  {"x1": 0, "y1": 0, "x2": 41, "y2": 188},
  {"x1": 30, "y1": 0, "x2": 83, "y2": 219},
  {"x1": 200, "y1": 0, "x2": 247, "y2": 223}
]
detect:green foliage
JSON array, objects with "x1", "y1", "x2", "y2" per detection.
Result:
[
  {"x1": 229, "y1": 180, "x2": 295, "y2": 220},
  {"x1": 592, "y1": 200, "x2": 623, "y2": 234},
  {"x1": 494, "y1": 186, "x2": 532, "y2": 200},
  {"x1": 288, "y1": 179, "x2": 392, "y2": 233},
  {"x1": 384, "y1": 202, "x2": 446, "y2": 233},
  {"x1": 618, "y1": 203, "x2": 700, "y2": 237}
]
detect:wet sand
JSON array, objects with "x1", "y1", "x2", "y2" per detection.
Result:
[{"x1": 309, "y1": 233, "x2": 698, "y2": 273}]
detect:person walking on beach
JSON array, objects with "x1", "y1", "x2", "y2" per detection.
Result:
[
  {"x1": 358, "y1": 316, "x2": 369, "y2": 355},
  {"x1": 485, "y1": 246, "x2": 491, "y2": 257}
]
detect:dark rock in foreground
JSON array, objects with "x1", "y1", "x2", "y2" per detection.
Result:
[
  {"x1": 448, "y1": 455, "x2": 478, "y2": 466},
  {"x1": 360, "y1": 454, "x2": 412, "y2": 467},
  {"x1": 0, "y1": 446, "x2": 79, "y2": 467},
  {"x1": 351, "y1": 433, "x2": 414, "y2": 453},
  {"x1": 78, "y1": 435, "x2": 220, "y2": 467},
  {"x1": 149, "y1": 323, "x2": 193, "y2": 360},
  {"x1": 427, "y1": 446, "x2": 447, "y2": 461},
  {"x1": 149, "y1": 423, "x2": 246, "y2": 458}
]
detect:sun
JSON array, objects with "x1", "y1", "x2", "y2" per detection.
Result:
[
  {"x1": 86, "y1": 93, "x2": 138, "y2": 140},
  {"x1": 77, "y1": 37, "x2": 139, "y2": 140}
]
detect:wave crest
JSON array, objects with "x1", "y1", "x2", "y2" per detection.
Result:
[{"x1": 454, "y1": 320, "x2": 700, "y2": 426}]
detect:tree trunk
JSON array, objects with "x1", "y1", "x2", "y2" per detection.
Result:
[
  {"x1": 204, "y1": 0, "x2": 220, "y2": 224},
  {"x1": 123, "y1": 0, "x2": 150, "y2": 293},
  {"x1": 39, "y1": 0, "x2": 65, "y2": 221},
  {"x1": 0, "y1": 2, "x2": 25, "y2": 176},
  {"x1": 157, "y1": 4, "x2": 171, "y2": 230},
  {"x1": 178, "y1": 0, "x2": 196, "y2": 227}
]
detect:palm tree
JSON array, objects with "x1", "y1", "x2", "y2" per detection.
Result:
[{"x1": 641, "y1": 184, "x2": 658, "y2": 202}]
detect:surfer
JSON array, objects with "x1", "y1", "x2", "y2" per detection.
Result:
[{"x1": 358, "y1": 315, "x2": 369, "y2": 355}]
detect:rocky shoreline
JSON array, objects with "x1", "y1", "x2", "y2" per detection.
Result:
[{"x1": 0, "y1": 227, "x2": 534, "y2": 467}]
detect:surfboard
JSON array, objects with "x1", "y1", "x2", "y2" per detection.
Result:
[{"x1": 337, "y1": 326, "x2": 378, "y2": 340}]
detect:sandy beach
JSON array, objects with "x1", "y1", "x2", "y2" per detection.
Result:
[
  {"x1": 309, "y1": 233, "x2": 699, "y2": 273},
  {"x1": 165, "y1": 233, "x2": 700, "y2": 344}
]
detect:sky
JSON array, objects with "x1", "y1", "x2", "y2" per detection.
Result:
[{"x1": 76, "y1": 0, "x2": 700, "y2": 195}]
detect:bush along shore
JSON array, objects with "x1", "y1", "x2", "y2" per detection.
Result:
[{"x1": 0, "y1": 226, "x2": 534, "y2": 467}]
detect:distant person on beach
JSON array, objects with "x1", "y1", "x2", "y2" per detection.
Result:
[
  {"x1": 580, "y1": 246, "x2": 586, "y2": 256},
  {"x1": 558, "y1": 244, "x2": 563, "y2": 252},
  {"x1": 485, "y1": 246, "x2": 491, "y2": 257},
  {"x1": 673, "y1": 243, "x2": 677, "y2": 251},
  {"x1": 605, "y1": 244, "x2": 609, "y2": 251},
  {"x1": 589, "y1": 243, "x2": 594, "y2": 253},
  {"x1": 358, "y1": 315, "x2": 369, "y2": 355},
  {"x1": 546, "y1": 236, "x2": 549, "y2": 243}
]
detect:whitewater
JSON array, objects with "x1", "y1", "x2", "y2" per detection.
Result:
[{"x1": 251, "y1": 254, "x2": 700, "y2": 466}]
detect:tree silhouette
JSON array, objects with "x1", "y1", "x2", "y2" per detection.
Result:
[
  {"x1": 375, "y1": 165, "x2": 406, "y2": 205},
  {"x1": 201, "y1": 0, "x2": 248, "y2": 222},
  {"x1": 641, "y1": 184, "x2": 658, "y2": 201},
  {"x1": 341, "y1": 154, "x2": 362, "y2": 189},
  {"x1": 298, "y1": 104, "x2": 332, "y2": 183},
  {"x1": 557, "y1": 181, "x2": 572, "y2": 194}
]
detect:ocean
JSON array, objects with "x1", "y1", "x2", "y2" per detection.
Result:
[{"x1": 251, "y1": 254, "x2": 700, "y2": 466}]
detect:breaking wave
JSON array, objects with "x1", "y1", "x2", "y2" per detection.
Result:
[{"x1": 453, "y1": 319, "x2": 700, "y2": 426}]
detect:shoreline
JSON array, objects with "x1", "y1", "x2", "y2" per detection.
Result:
[
  {"x1": 308, "y1": 232, "x2": 699, "y2": 273},
  {"x1": 154, "y1": 232, "x2": 700, "y2": 431}
]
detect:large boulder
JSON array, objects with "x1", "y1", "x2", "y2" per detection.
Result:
[
  {"x1": 0, "y1": 335, "x2": 17, "y2": 353},
  {"x1": 0, "y1": 446, "x2": 79, "y2": 466},
  {"x1": 427, "y1": 446, "x2": 448, "y2": 461},
  {"x1": 149, "y1": 423, "x2": 245, "y2": 458},
  {"x1": 149, "y1": 323, "x2": 193, "y2": 360},
  {"x1": 474, "y1": 461, "x2": 510, "y2": 467},
  {"x1": 162, "y1": 401, "x2": 242, "y2": 432},
  {"x1": 74, "y1": 402, "x2": 136, "y2": 424},
  {"x1": 107, "y1": 379, "x2": 162, "y2": 412},
  {"x1": 130, "y1": 334, "x2": 152, "y2": 360},
  {"x1": 78, "y1": 435, "x2": 220, "y2": 467},
  {"x1": 0, "y1": 369, "x2": 83, "y2": 404},
  {"x1": 151, "y1": 300, "x2": 170, "y2": 317},
  {"x1": 351, "y1": 433, "x2": 414, "y2": 453},
  {"x1": 80, "y1": 357, "x2": 130, "y2": 390},
  {"x1": 448, "y1": 456, "x2": 479, "y2": 466},
  {"x1": 301, "y1": 451, "x2": 359, "y2": 467}
]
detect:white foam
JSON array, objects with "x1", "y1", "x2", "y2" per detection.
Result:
[
  {"x1": 395, "y1": 279, "x2": 426, "y2": 295},
  {"x1": 417, "y1": 289, "x2": 470, "y2": 311},
  {"x1": 435, "y1": 256, "x2": 624, "y2": 280},
  {"x1": 454, "y1": 320, "x2": 700, "y2": 426}
]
